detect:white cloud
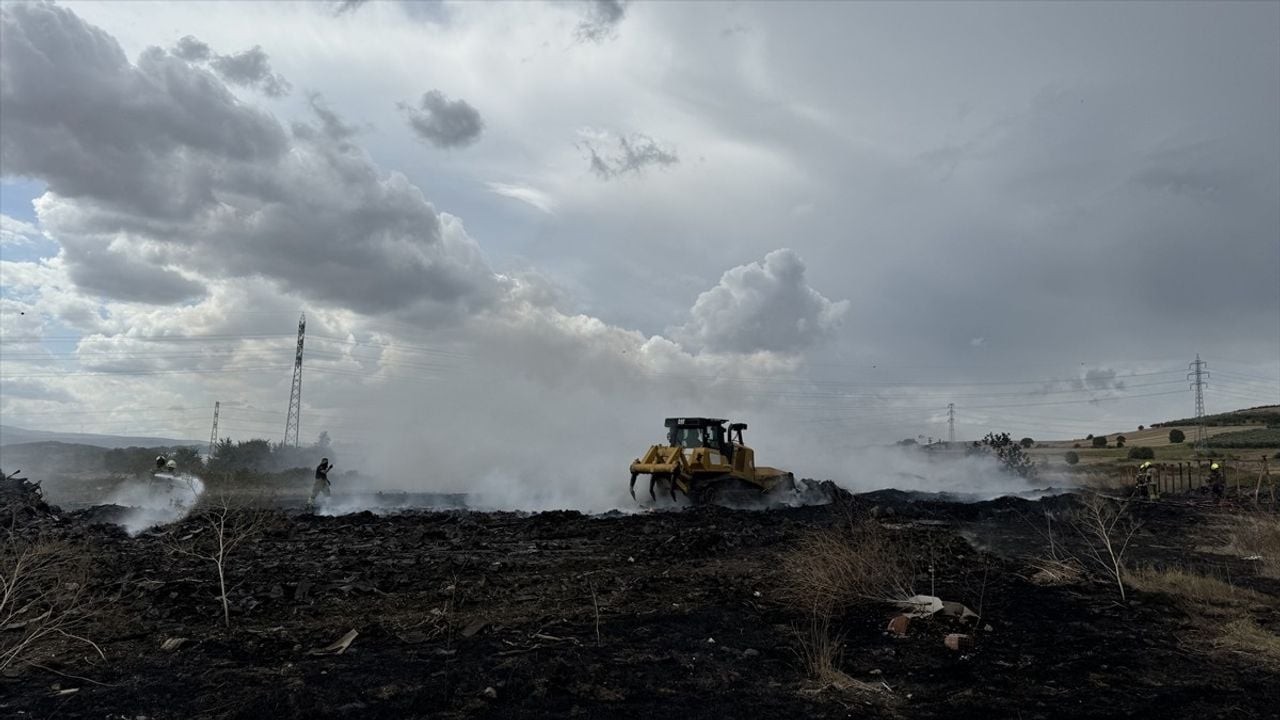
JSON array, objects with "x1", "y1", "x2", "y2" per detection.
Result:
[
  {"x1": 0, "y1": 214, "x2": 41, "y2": 246},
  {"x1": 677, "y1": 249, "x2": 849, "y2": 354},
  {"x1": 485, "y1": 182, "x2": 556, "y2": 214}
]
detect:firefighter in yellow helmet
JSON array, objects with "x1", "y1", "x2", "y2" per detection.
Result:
[
  {"x1": 1208, "y1": 462, "x2": 1225, "y2": 500},
  {"x1": 1136, "y1": 461, "x2": 1158, "y2": 500}
]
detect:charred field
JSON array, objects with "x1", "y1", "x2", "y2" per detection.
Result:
[{"x1": 4, "y1": 484, "x2": 1280, "y2": 720}]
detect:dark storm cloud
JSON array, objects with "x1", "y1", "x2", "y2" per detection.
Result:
[
  {"x1": 0, "y1": 5, "x2": 288, "y2": 220},
  {"x1": 579, "y1": 133, "x2": 678, "y2": 180},
  {"x1": 333, "y1": 0, "x2": 369, "y2": 15},
  {"x1": 0, "y1": 3, "x2": 500, "y2": 315},
  {"x1": 305, "y1": 92, "x2": 359, "y2": 142},
  {"x1": 208, "y1": 45, "x2": 291, "y2": 97},
  {"x1": 399, "y1": 90, "x2": 484, "y2": 148},
  {"x1": 576, "y1": 0, "x2": 626, "y2": 43},
  {"x1": 172, "y1": 35, "x2": 211, "y2": 62},
  {"x1": 64, "y1": 243, "x2": 207, "y2": 304},
  {"x1": 170, "y1": 34, "x2": 290, "y2": 97}
]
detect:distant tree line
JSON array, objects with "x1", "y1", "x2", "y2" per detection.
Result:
[{"x1": 101, "y1": 432, "x2": 334, "y2": 477}]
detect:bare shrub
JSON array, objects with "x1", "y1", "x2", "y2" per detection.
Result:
[
  {"x1": 1, "y1": 535, "x2": 103, "y2": 671},
  {"x1": 1070, "y1": 493, "x2": 1140, "y2": 601},
  {"x1": 164, "y1": 493, "x2": 269, "y2": 628},
  {"x1": 784, "y1": 520, "x2": 914, "y2": 615}
]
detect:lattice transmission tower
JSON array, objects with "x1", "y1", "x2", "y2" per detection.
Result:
[
  {"x1": 1187, "y1": 353, "x2": 1209, "y2": 450},
  {"x1": 208, "y1": 401, "x2": 220, "y2": 457},
  {"x1": 947, "y1": 403, "x2": 955, "y2": 444},
  {"x1": 284, "y1": 313, "x2": 306, "y2": 447}
]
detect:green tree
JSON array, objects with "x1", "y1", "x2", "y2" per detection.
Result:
[
  {"x1": 1168, "y1": 429, "x2": 1185, "y2": 444},
  {"x1": 1115, "y1": 435, "x2": 1126, "y2": 448},
  {"x1": 1019, "y1": 437, "x2": 1034, "y2": 448},
  {"x1": 978, "y1": 432, "x2": 1037, "y2": 480},
  {"x1": 1091, "y1": 436, "x2": 1108, "y2": 448},
  {"x1": 1127, "y1": 446, "x2": 1155, "y2": 460},
  {"x1": 1064, "y1": 451, "x2": 1080, "y2": 465}
]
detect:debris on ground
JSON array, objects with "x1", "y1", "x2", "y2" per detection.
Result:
[{"x1": 1, "y1": 489, "x2": 1276, "y2": 719}]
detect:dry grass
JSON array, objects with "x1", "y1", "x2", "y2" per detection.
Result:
[
  {"x1": 1222, "y1": 513, "x2": 1280, "y2": 579},
  {"x1": 1125, "y1": 567, "x2": 1269, "y2": 614},
  {"x1": 1213, "y1": 618, "x2": 1280, "y2": 668},
  {"x1": 1127, "y1": 565, "x2": 1280, "y2": 668},
  {"x1": 784, "y1": 519, "x2": 914, "y2": 615},
  {"x1": 792, "y1": 615, "x2": 880, "y2": 695},
  {"x1": 793, "y1": 615, "x2": 850, "y2": 685},
  {"x1": 1028, "y1": 557, "x2": 1086, "y2": 586}
]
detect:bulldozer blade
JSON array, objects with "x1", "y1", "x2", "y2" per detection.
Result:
[
  {"x1": 629, "y1": 472, "x2": 638, "y2": 501},
  {"x1": 649, "y1": 474, "x2": 657, "y2": 501}
]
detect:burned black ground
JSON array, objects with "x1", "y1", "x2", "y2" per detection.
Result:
[{"x1": 4, "y1": 487, "x2": 1279, "y2": 719}]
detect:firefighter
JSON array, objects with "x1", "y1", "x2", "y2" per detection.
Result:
[
  {"x1": 308, "y1": 457, "x2": 333, "y2": 509},
  {"x1": 1208, "y1": 462, "x2": 1225, "y2": 500},
  {"x1": 154, "y1": 455, "x2": 168, "y2": 474},
  {"x1": 1136, "y1": 461, "x2": 1158, "y2": 500}
]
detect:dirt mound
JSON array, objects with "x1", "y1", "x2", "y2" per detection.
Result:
[{"x1": 0, "y1": 469, "x2": 61, "y2": 528}]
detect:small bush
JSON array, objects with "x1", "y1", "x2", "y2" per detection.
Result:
[
  {"x1": 1064, "y1": 451, "x2": 1080, "y2": 465},
  {"x1": 785, "y1": 520, "x2": 914, "y2": 613},
  {"x1": 1127, "y1": 446, "x2": 1155, "y2": 460},
  {"x1": 1073, "y1": 443, "x2": 1081, "y2": 449},
  {"x1": 1116, "y1": 435, "x2": 1127, "y2": 448},
  {"x1": 1086, "y1": 434, "x2": 1094, "y2": 440},
  {"x1": 1020, "y1": 437, "x2": 1034, "y2": 448},
  {"x1": 1092, "y1": 436, "x2": 1108, "y2": 448},
  {"x1": 1169, "y1": 429, "x2": 1185, "y2": 444}
]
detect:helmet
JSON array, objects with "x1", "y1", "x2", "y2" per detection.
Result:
[
  {"x1": 1211, "y1": 463, "x2": 1220, "y2": 470},
  {"x1": 321, "y1": 457, "x2": 329, "y2": 464},
  {"x1": 1140, "y1": 461, "x2": 1151, "y2": 469},
  {"x1": 166, "y1": 460, "x2": 177, "y2": 470}
]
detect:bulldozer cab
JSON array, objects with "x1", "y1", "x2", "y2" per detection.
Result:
[{"x1": 665, "y1": 418, "x2": 730, "y2": 455}]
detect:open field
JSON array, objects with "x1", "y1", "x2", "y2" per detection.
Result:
[
  {"x1": 5, "y1": 479, "x2": 1280, "y2": 719},
  {"x1": 1027, "y1": 424, "x2": 1280, "y2": 468}
]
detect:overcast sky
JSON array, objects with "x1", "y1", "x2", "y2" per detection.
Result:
[{"x1": 1, "y1": 1, "x2": 1277, "y2": 495}]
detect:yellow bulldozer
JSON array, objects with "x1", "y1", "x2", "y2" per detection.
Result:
[{"x1": 629, "y1": 417, "x2": 801, "y2": 504}]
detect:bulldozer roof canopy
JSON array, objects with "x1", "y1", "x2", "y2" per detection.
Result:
[{"x1": 664, "y1": 417, "x2": 728, "y2": 428}]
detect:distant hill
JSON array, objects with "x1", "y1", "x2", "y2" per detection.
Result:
[
  {"x1": 1150, "y1": 405, "x2": 1280, "y2": 428},
  {"x1": 0, "y1": 425, "x2": 201, "y2": 449},
  {"x1": 0, "y1": 441, "x2": 113, "y2": 476}
]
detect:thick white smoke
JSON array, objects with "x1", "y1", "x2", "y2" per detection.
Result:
[{"x1": 103, "y1": 473, "x2": 206, "y2": 535}]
